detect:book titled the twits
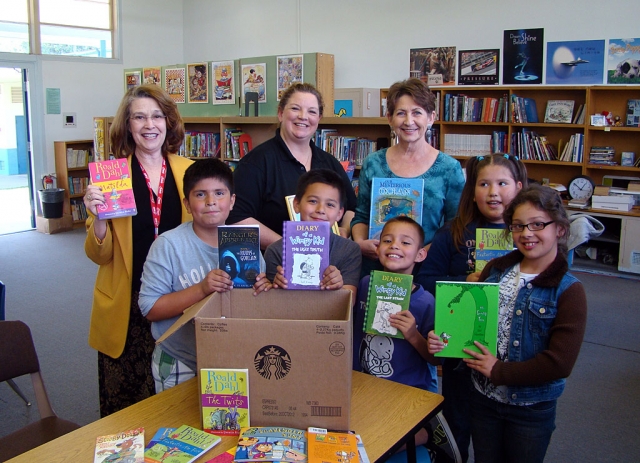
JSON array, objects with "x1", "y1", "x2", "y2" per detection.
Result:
[
  {"x1": 89, "y1": 159, "x2": 137, "y2": 219},
  {"x1": 282, "y1": 221, "x2": 330, "y2": 290}
]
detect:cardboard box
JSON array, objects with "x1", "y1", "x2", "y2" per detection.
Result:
[
  {"x1": 592, "y1": 194, "x2": 634, "y2": 212},
  {"x1": 35, "y1": 214, "x2": 73, "y2": 234},
  {"x1": 334, "y1": 88, "x2": 381, "y2": 117},
  {"x1": 159, "y1": 289, "x2": 353, "y2": 430}
]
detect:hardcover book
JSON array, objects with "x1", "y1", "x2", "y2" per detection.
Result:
[
  {"x1": 434, "y1": 282, "x2": 500, "y2": 358},
  {"x1": 475, "y1": 228, "x2": 513, "y2": 272},
  {"x1": 368, "y1": 177, "x2": 424, "y2": 240},
  {"x1": 144, "y1": 424, "x2": 221, "y2": 463},
  {"x1": 234, "y1": 427, "x2": 307, "y2": 462},
  {"x1": 282, "y1": 221, "x2": 330, "y2": 290},
  {"x1": 88, "y1": 159, "x2": 137, "y2": 220},
  {"x1": 94, "y1": 427, "x2": 144, "y2": 463},
  {"x1": 201, "y1": 368, "x2": 250, "y2": 436},
  {"x1": 218, "y1": 225, "x2": 261, "y2": 288},
  {"x1": 544, "y1": 100, "x2": 575, "y2": 124},
  {"x1": 307, "y1": 428, "x2": 359, "y2": 463},
  {"x1": 363, "y1": 270, "x2": 413, "y2": 339}
]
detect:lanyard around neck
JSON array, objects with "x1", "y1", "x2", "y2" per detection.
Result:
[{"x1": 138, "y1": 157, "x2": 167, "y2": 239}]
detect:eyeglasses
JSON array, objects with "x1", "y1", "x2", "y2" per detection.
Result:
[
  {"x1": 509, "y1": 221, "x2": 555, "y2": 232},
  {"x1": 129, "y1": 114, "x2": 167, "y2": 124}
]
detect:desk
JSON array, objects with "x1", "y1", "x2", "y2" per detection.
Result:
[{"x1": 7, "y1": 372, "x2": 442, "y2": 463}]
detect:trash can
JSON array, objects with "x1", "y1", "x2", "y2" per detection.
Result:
[{"x1": 38, "y1": 188, "x2": 65, "y2": 219}]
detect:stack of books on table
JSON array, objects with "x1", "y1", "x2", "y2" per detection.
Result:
[
  {"x1": 591, "y1": 194, "x2": 634, "y2": 212},
  {"x1": 568, "y1": 198, "x2": 590, "y2": 209}
]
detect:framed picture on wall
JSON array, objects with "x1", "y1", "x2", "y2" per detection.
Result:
[
  {"x1": 187, "y1": 63, "x2": 209, "y2": 103},
  {"x1": 212, "y1": 61, "x2": 236, "y2": 105},
  {"x1": 458, "y1": 49, "x2": 500, "y2": 85},
  {"x1": 277, "y1": 54, "x2": 303, "y2": 100},
  {"x1": 124, "y1": 71, "x2": 141, "y2": 92},
  {"x1": 164, "y1": 67, "x2": 185, "y2": 104},
  {"x1": 241, "y1": 63, "x2": 266, "y2": 103}
]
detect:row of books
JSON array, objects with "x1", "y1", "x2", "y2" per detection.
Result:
[
  {"x1": 511, "y1": 129, "x2": 558, "y2": 161},
  {"x1": 491, "y1": 130, "x2": 508, "y2": 154},
  {"x1": 511, "y1": 95, "x2": 538, "y2": 123},
  {"x1": 224, "y1": 128, "x2": 253, "y2": 160},
  {"x1": 320, "y1": 134, "x2": 378, "y2": 166},
  {"x1": 66, "y1": 148, "x2": 93, "y2": 168},
  {"x1": 443, "y1": 133, "x2": 492, "y2": 157},
  {"x1": 70, "y1": 198, "x2": 88, "y2": 221},
  {"x1": 179, "y1": 131, "x2": 221, "y2": 158},
  {"x1": 67, "y1": 176, "x2": 89, "y2": 195},
  {"x1": 558, "y1": 133, "x2": 584, "y2": 163},
  {"x1": 443, "y1": 93, "x2": 509, "y2": 123},
  {"x1": 588, "y1": 146, "x2": 616, "y2": 166}
]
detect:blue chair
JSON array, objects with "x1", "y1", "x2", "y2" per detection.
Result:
[{"x1": 0, "y1": 280, "x2": 31, "y2": 406}]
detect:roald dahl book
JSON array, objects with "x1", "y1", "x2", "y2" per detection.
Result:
[
  {"x1": 475, "y1": 228, "x2": 513, "y2": 272},
  {"x1": 282, "y1": 221, "x2": 330, "y2": 289},
  {"x1": 363, "y1": 270, "x2": 413, "y2": 339},
  {"x1": 89, "y1": 159, "x2": 137, "y2": 219},
  {"x1": 434, "y1": 281, "x2": 499, "y2": 358},
  {"x1": 218, "y1": 225, "x2": 261, "y2": 288},
  {"x1": 368, "y1": 178, "x2": 423, "y2": 240},
  {"x1": 94, "y1": 427, "x2": 144, "y2": 463},
  {"x1": 201, "y1": 368, "x2": 250, "y2": 436},
  {"x1": 144, "y1": 424, "x2": 221, "y2": 463}
]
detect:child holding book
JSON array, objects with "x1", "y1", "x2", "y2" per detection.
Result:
[
  {"x1": 139, "y1": 159, "x2": 270, "y2": 392},
  {"x1": 264, "y1": 169, "x2": 361, "y2": 295},
  {"x1": 415, "y1": 152, "x2": 527, "y2": 462},
  {"x1": 353, "y1": 216, "x2": 436, "y2": 446},
  {"x1": 428, "y1": 184, "x2": 587, "y2": 463}
]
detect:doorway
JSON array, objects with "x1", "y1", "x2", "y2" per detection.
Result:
[{"x1": 0, "y1": 66, "x2": 33, "y2": 235}]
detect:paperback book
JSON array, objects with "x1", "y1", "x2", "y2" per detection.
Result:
[
  {"x1": 363, "y1": 270, "x2": 413, "y2": 339},
  {"x1": 218, "y1": 225, "x2": 261, "y2": 288},
  {"x1": 144, "y1": 424, "x2": 221, "y2": 463},
  {"x1": 88, "y1": 159, "x2": 137, "y2": 220},
  {"x1": 368, "y1": 177, "x2": 424, "y2": 240},
  {"x1": 94, "y1": 427, "x2": 145, "y2": 463},
  {"x1": 145, "y1": 428, "x2": 177, "y2": 451},
  {"x1": 307, "y1": 427, "x2": 359, "y2": 463},
  {"x1": 201, "y1": 368, "x2": 250, "y2": 436},
  {"x1": 282, "y1": 221, "x2": 330, "y2": 289},
  {"x1": 475, "y1": 228, "x2": 513, "y2": 272},
  {"x1": 434, "y1": 281, "x2": 500, "y2": 358},
  {"x1": 234, "y1": 426, "x2": 307, "y2": 462}
]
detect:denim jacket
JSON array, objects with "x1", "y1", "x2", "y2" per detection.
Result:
[{"x1": 482, "y1": 250, "x2": 582, "y2": 405}]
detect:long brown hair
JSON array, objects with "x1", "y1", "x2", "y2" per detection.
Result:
[
  {"x1": 450, "y1": 153, "x2": 528, "y2": 250},
  {"x1": 110, "y1": 84, "x2": 185, "y2": 158}
]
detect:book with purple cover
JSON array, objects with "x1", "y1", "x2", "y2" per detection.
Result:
[{"x1": 282, "y1": 221, "x2": 330, "y2": 290}]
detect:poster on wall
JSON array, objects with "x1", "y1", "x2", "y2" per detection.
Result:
[
  {"x1": 212, "y1": 61, "x2": 235, "y2": 105},
  {"x1": 164, "y1": 67, "x2": 186, "y2": 103},
  {"x1": 502, "y1": 28, "x2": 544, "y2": 85},
  {"x1": 187, "y1": 63, "x2": 209, "y2": 103},
  {"x1": 546, "y1": 40, "x2": 605, "y2": 85},
  {"x1": 458, "y1": 49, "x2": 499, "y2": 85},
  {"x1": 143, "y1": 67, "x2": 162, "y2": 86},
  {"x1": 277, "y1": 54, "x2": 303, "y2": 100},
  {"x1": 607, "y1": 38, "x2": 640, "y2": 84},
  {"x1": 124, "y1": 71, "x2": 140, "y2": 92},
  {"x1": 241, "y1": 63, "x2": 266, "y2": 103},
  {"x1": 410, "y1": 47, "x2": 456, "y2": 85}
]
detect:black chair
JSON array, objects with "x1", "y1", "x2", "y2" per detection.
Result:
[{"x1": 0, "y1": 320, "x2": 81, "y2": 460}]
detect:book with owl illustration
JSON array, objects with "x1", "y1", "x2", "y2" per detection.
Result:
[
  {"x1": 475, "y1": 228, "x2": 513, "y2": 272},
  {"x1": 201, "y1": 368, "x2": 250, "y2": 436},
  {"x1": 368, "y1": 178, "x2": 423, "y2": 240},
  {"x1": 282, "y1": 221, "x2": 330, "y2": 290},
  {"x1": 363, "y1": 270, "x2": 413, "y2": 339},
  {"x1": 88, "y1": 159, "x2": 137, "y2": 220},
  {"x1": 218, "y1": 225, "x2": 261, "y2": 288},
  {"x1": 434, "y1": 281, "x2": 499, "y2": 358}
]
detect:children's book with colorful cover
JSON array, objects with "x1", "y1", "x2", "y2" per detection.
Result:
[
  {"x1": 218, "y1": 225, "x2": 261, "y2": 288},
  {"x1": 88, "y1": 159, "x2": 137, "y2": 220},
  {"x1": 363, "y1": 271, "x2": 413, "y2": 339},
  {"x1": 282, "y1": 221, "x2": 330, "y2": 290},
  {"x1": 201, "y1": 368, "x2": 250, "y2": 436},
  {"x1": 434, "y1": 281, "x2": 500, "y2": 358},
  {"x1": 205, "y1": 447, "x2": 236, "y2": 463},
  {"x1": 145, "y1": 428, "x2": 177, "y2": 451},
  {"x1": 475, "y1": 228, "x2": 513, "y2": 272},
  {"x1": 368, "y1": 178, "x2": 424, "y2": 240},
  {"x1": 307, "y1": 428, "x2": 359, "y2": 463},
  {"x1": 144, "y1": 424, "x2": 221, "y2": 463},
  {"x1": 234, "y1": 427, "x2": 307, "y2": 462},
  {"x1": 285, "y1": 195, "x2": 340, "y2": 235},
  {"x1": 94, "y1": 427, "x2": 145, "y2": 463}
]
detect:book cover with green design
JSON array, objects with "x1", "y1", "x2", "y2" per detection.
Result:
[
  {"x1": 434, "y1": 281, "x2": 499, "y2": 358},
  {"x1": 363, "y1": 270, "x2": 413, "y2": 339}
]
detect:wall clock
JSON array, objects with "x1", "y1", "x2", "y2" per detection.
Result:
[{"x1": 568, "y1": 175, "x2": 595, "y2": 200}]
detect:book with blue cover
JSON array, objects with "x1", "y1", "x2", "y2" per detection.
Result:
[{"x1": 368, "y1": 177, "x2": 424, "y2": 240}]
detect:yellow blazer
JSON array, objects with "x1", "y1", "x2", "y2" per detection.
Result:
[{"x1": 85, "y1": 154, "x2": 193, "y2": 358}]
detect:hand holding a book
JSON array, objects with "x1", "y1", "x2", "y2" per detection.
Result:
[
  {"x1": 466, "y1": 271, "x2": 481, "y2": 283},
  {"x1": 320, "y1": 265, "x2": 344, "y2": 291},
  {"x1": 463, "y1": 341, "x2": 498, "y2": 378},
  {"x1": 252, "y1": 272, "x2": 273, "y2": 296},
  {"x1": 201, "y1": 269, "x2": 234, "y2": 295},
  {"x1": 427, "y1": 330, "x2": 445, "y2": 355},
  {"x1": 84, "y1": 184, "x2": 108, "y2": 239},
  {"x1": 272, "y1": 265, "x2": 289, "y2": 289}
]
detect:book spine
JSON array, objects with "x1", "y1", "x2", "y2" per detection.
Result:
[{"x1": 363, "y1": 271, "x2": 377, "y2": 333}]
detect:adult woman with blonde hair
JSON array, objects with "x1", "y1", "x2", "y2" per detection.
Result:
[{"x1": 84, "y1": 84, "x2": 193, "y2": 416}]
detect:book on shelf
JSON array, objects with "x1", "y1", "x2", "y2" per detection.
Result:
[
  {"x1": 201, "y1": 368, "x2": 250, "y2": 436},
  {"x1": 572, "y1": 104, "x2": 586, "y2": 124},
  {"x1": 511, "y1": 95, "x2": 538, "y2": 123},
  {"x1": 234, "y1": 426, "x2": 307, "y2": 462},
  {"x1": 434, "y1": 281, "x2": 500, "y2": 358},
  {"x1": 88, "y1": 159, "x2": 138, "y2": 220},
  {"x1": 224, "y1": 128, "x2": 252, "y2": 160},
  {"x1": 544, "y1": 100, "x2": 575, "y2": 124},
  {"x1": 621, "y1": 152, "x2": 635, "y2": 167},
  {"x1": 218, "y1": 225, "x2": 261, "y2": 288},
  {"x1": 626, "y1": 99, "x2": 640, "y2": 127},
  {"x1": 475, "y1": 228, "x2": 513, "y2": 272},
  {"x1": 363, "y1": 270, "x2": 413, "y2": 339},
  {"x1": 307, "y1": 427, "x2": 359, "y2": 463},
  {"x1": 285, "y1": 195, "x2": 340, "y2": 235},
  {"x1": 368, "y1": 177, "x2": 424, "y2": 240},
  {"x1": 568, "y1": 198, "x2": 590, "y2": 209},
  {"x1": 182, "y1": 131, "x2": 221, "y2": 158},
  {"x1": 282, "y1": 221, "x2": 330, "y2": 289},
  {"x1": 144, "y1": 424, "x2": 221, "y2": 463},
  {"x1": 94, "y1": 427, "x2": 144, "y2": 463},
  {"x1": 589, "y1": 146, "x2": 616, "y2": 165},
  {"x1": 443, "y1": 133, "x2": 492, "y2": 158},
  {"x1": 559, "y1": 133, "x2": 583, "y2": 162}
]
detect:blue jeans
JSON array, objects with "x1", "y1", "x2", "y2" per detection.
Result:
[
  {"x1": 441, "y1": 359, "x2": 473, "y2": 462},
  {"x1": 470, "y1": 389, "x2": 556, "y2": 463}
]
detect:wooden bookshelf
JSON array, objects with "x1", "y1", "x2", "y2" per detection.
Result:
[{"x1": 54, "y1": 139, "x2": 93, "y2": 227}]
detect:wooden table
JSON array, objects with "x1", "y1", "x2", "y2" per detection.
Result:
[{"x1": 7, "y1": 371, "x2": 442, "y2": 463}]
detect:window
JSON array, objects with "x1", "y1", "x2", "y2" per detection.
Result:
[{"x1": 0, "y1": 0, "x2": 115, "y2": 58}]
